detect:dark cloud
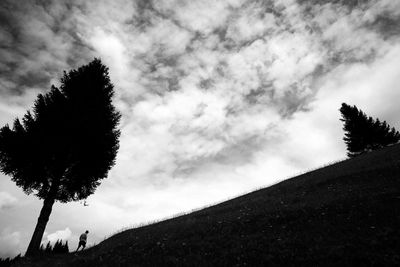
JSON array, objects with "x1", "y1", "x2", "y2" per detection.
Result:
[
  {"x1": 245, "y1": 87, "x2": 268, "y2": 104},
  {"x1": 214, "y1": 134, "x2": 268, "y2": 165},
  {"x1": 298, "y1": 0, "x2": 370, "y2": 9},
  {"x1": 369, "y1": 15, "x2": 400, "y2": 39},
  {"x1": 138, "y1": 52, "x2": 184, "y2": 94},
  {"x1": 198, "y1": 78, "x2": 214, "y2": 90},
  {"x1": 128, "y1": 0, "x2": 158, "y2": 31},
  {"x1": 278, "y1": 86, "x2": 315, "y2": 118},
  {"x1": 212, "y1": 27, "x2": 229, "y2": 44},
  {"x1": 145, "y1": 74, "x2": 182, "y2": 93},
  {"x1": 171, "y1": 134, "x2": 264, "y2": 178},
  {"x1": 0, "y1": 0, "x2": 93, "y2": 95}
]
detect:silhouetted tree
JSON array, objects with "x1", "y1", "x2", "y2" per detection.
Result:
[
  {"x1": 340, "y1": 103, "x2": 400, "y2": 157},
  {"x1": 45, "y1": 241, "x2": 52, "y2": 253},
  {"x1": 0, "y1": 257, "x2": 11, "y2": 267},
  {"x1": 53, "y1": 240, "x2": 65, "y2": 254},
  {"x1": 38, "y1": 240, "x2": 69, "y2": 255},
  {"x1": 0, "y1": 59, "x2": 121, "y2": 256},
  {"x1": 53, "y1": 240, "x2": 61, "y2": 254},
  {"x1": 52, "y1": 239, "x2": 69, "y2": 254},
  {"x1": 0, "y1": 254, "x2": 21, "y2": 267},
  {"x1": 64, "y1": 241, "x2": 69, "y2": 253}
]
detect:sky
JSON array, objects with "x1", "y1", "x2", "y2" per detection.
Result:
[{"x1": 0, "y1": 0, "x2": 400, "y2": 258}]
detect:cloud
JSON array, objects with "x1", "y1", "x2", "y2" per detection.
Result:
[
  {"x1": 153, "y1": 0, "x2": 244, "y2": 35},
  {"x1": 226, "y1": 2, "x2": 277, "y2": 44},
  {"x1": 0, "y1": 230, "x2": 21, "y2": 258},
  {"x1": 0, "y1": 1, "x2": 93, "y2": 97},
  {"x1": 0, "y1": 192, "x2": 17, "y2": 210},
  {"x1": 6, "y1": 0, "x2": 391, "y2": 188},
  {"x1": 44, "y1": 227, "x2": 72, "y2": 245}
]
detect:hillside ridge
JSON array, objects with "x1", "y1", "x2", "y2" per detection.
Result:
[{"x1": 16, "y1": 144, "x2": 400, "y2": 266}]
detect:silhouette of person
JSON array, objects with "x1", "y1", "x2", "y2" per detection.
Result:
[{"x1": 76, "y1": 230, "x2": 89, "y2": 251}]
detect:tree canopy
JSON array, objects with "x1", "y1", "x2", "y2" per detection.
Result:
[
  {"x1": 0, "y1": 58, "x2": 121, "y2": 255},
  {"x1": 339, "y1": 103, "x2": 399, "y2": 158}
]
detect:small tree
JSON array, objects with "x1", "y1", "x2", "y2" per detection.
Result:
[
  {"x1": 45, "y1": 241, "x2": 52, "y2": 253},
  {"x1": 53, "y1": 240, "x2": 61, "y2": 254},
  {"x1": 64, "y1": 241, "x2": 69, "y2": 253},
  {"x1": 0, "y1": 59, "x2": 121, "y2": 256},
  {"x1": 339, "y1": 103, "x2": 400, "y2": 157}
]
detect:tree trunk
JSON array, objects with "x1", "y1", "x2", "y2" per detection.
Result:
[{"x1": 25, "y1": 195, "x2": 55, "y2": 257}]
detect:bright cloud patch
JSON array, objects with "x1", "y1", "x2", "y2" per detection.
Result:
[
  {"x1": 0, "y1": 230, "x2": 21, "y2": 258},
  {"x1": 44, "y1": 228, "x2": 72, "y2": 245}
]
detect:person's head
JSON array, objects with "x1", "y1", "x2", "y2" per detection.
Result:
[{"x1": 85, "y1": 230, "x2": 89, "y2": 234}]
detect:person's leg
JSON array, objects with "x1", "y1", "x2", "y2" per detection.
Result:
[{"x1": 76, "y1": 241, "x2": 83, "y2": 251}]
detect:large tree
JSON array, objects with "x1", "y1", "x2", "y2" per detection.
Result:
[
  {"x1": 339, "y1": 103, "x2": 399, "y2": 158},
  {"x1": 0, "y1": 59, "x2": 121, "y2": 256}
]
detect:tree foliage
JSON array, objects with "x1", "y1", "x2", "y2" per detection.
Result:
[
  {"x1": 0, "y1": 59, "x2": 121, "y2": 255},
  {"x1": 340, "y1": 103, "x2": 400, "y2": 157},
  {"x1": 0, "y1": 58, "x2": 121, "y2": 202}
]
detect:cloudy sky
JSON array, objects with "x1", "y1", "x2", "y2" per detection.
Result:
[{"x1": 1, "y1": 0, "x2": 400, "y2": 257}]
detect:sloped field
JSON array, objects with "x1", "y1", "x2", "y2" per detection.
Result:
[{"x1": 16, "y1": 144, "x2": 400, "y2": 266}]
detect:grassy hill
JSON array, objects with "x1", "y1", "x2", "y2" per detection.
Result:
[{"x1": 15, "y1": 144, "x2": 400, "y2": 266}]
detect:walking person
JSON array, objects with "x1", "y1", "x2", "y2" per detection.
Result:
[{"x1": 76, "y1": 230, "x2": 89, "y2": 252}]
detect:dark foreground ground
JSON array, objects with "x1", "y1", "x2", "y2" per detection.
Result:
[{"x1": 14, "y1": 144, "x2": 400, "y2": 266}]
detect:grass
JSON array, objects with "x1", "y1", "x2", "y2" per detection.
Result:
[{"x1": 15, "y1": 144, "x2": 400, "y2": 266}]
